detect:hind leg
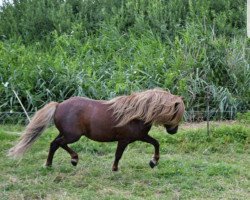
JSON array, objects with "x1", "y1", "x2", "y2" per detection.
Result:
[
  {"x1": 60, "y1": 144, "x2": 79, "y2": 166},
  {"x1": 45, "y1": 133, "x2": 81, "y2": 167},
  {"x1": 45, "y1": 134, "x2": 62, "y2": 167}
]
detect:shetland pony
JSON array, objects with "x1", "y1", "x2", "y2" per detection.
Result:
[{"x1": 8, "y1": 88, "x2": 185, "y2": 171}]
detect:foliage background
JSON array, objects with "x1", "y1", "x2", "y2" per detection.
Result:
[{"x1": 0, "y1": 0, "x2": 249, "y2": 121}]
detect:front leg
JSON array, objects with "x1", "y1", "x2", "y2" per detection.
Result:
[
  {"x1": 141, "y1": 135, "x2": 160, "y2": 168},
  {"x1": 112, "y1": 140, "x2": 129, "y2": 171}
]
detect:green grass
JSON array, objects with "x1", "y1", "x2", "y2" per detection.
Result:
[{"x1": 0, "y1": 122, "x2": 249, "y2": 199}]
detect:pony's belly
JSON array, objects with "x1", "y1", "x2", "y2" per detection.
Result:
[{"x1": 84, "y1": 132, "x2": 117, "y2": 142}]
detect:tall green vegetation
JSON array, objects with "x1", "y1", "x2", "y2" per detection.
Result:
[{"x1": 0, "y1": 0, "x2": 249, "y2": 121}]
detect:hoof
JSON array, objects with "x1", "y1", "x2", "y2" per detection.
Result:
[
  {"x1": 149, "y1": 160, "x2": 157, "y2": 168},
  {"x1": 44, "y1": 162, "x2": 52, "y2": 168},
  {"x1": 71, "y1": 159, "x2": 78, "y2": 166},
  {"x1": 112, "y1": 166, "x2": 118, "y2": 171}
]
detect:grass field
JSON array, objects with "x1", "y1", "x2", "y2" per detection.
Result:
[{"x1": 0, "y1": 122, "x2": 249, "y2": 200}]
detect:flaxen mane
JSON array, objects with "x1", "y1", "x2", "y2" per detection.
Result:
[{"x1": 107, "y1": 88, "x2": 185, "y2": 127}]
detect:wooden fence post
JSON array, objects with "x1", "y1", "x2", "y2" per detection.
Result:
[
  {"x1": 206, "y1": 86, "x2": 210, "y2": 136},
  {"x1": 248, "y1": 0, "x2": 250, "y2": 37}
]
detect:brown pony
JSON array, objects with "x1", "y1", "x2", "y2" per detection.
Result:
[{"x1": 8, "y1": 88, "x2": 185, "y2": 171}]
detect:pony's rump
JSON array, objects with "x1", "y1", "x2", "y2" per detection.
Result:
[{"x1": 106, "y1": 88, "x2": 185, "y2": 127}]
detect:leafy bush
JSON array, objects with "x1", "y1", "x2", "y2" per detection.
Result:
[{"x1": 237, "y1": 112, "x2": 250, "y2": 124}]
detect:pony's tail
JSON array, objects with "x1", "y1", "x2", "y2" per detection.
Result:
[{"x1": 8, "y1": 102, "x2": 59, "y2": 158}]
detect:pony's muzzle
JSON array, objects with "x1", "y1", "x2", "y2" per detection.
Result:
[{"x1": 165, "y1": 125, "x2": 178, "y2": 134}]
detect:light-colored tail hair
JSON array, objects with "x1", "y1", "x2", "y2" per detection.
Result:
[{"x1": 8, "y1": 102, "x2": 58, "y2": 158}]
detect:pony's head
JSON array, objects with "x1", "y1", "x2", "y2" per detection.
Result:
[{"x1": 163, "y1": 100, "x2": 184, "y2": 135}]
